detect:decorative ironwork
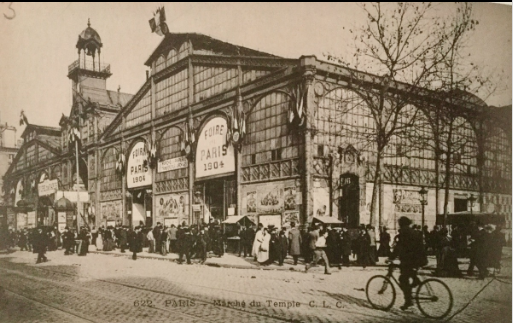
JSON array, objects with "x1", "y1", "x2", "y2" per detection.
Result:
[{"x1": 242, "y1": 158, "x2": 299, "y2": 183}]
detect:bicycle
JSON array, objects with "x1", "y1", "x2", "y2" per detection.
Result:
[{"x1": 365, "y1": 262, "x2": 453, "y2": 319}]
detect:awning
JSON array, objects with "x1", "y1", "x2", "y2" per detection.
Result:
[
  {"x1": 222, "y1": 215, "x2": 255, "y2": 226},
  {"x1": 312, "y1": 216, "x2": 343, "y2": 224}
]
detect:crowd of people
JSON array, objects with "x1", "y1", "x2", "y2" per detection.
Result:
[{"x1": 2, "y1": 219, "x2": 505, "y2": 277}]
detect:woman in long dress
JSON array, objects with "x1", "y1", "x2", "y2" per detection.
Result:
[
  {"x1": 257, "y1": 228, "x2": 271, "y2": 264},
  {"x1": 96, "y1": 230, "x2": 104, "y2": 251},
  {"x1": 252, "y1": 224, "x2": 264, "y2": 260}
]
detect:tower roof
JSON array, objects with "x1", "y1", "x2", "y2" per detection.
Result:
[{"x1": 76, "y1": 19, "x2": 102, "y2": 53}]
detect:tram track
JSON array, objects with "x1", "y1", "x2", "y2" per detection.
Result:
[{"x1": 0, "y1": 256, "x2": 422, "y2": 323}]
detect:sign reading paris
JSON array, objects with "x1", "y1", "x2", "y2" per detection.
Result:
[
  {"x1": 127, "y1": 141, "x2": 153, "y2": 188},
  {"x1": 195, "y1": 117, "x2": 235, "y2": 179}
]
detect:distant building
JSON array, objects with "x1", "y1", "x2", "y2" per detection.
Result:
[{"x1": 0, "y1": 120, "x2": 18, "y2": 206}]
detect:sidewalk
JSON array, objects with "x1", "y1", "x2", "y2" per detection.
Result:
[{"x1": 89, "y1": 247, "x2": 408, "y2": 272}]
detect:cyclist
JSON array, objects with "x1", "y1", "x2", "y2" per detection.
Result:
[{"x1": 388, "y1": 216, "x2": 427, "y2": 310}]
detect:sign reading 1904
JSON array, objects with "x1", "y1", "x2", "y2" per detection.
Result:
[{"x1": 195, "y1": 117, "x2": 235, "y2": 179}]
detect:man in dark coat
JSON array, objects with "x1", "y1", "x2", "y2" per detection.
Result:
[
  {"x1": 326, "y1": 225, "x2": 339, "y2": 266},
  {"x1": 467, "y1": 223, "x2": 488, "y2": 279},
  {"x1": 276, "y1": 229, "x2": 288, "y2": 266},
  {"x1": 178, "y1": 227, "x2": 194, "y2": 264},
  {"x1": 389, "y1": 216, "x2": 426, "y2": 310},
  {"x1": 129, "y1": 226, "x2": 144, "y2": 260},
  {"x1": 378, "y1": 227, "x2": 391, "y2": 258},
  {"x1": 288, "y1": 222, "x2": 302, "y2": 265},
  {"x1": 63, "y1": 227, "x2": 74, "y2": 255},
  {"x1": 196, "y1": 228, "x2": 208, "y2": 264},
  {"x1": 33, "y1": 227, "x2": 48, "y2": 264},
  {"x1": 241, "y1": 225, "x2": 255, "y2": 258},
  {"x1": 119, "y1": 226, "x2": 128, "y2": 253},
  {"x1": 153, "y1": 223, "x2": 162, "y2": 254},
  {"x1": 340, "y1": 226, "x2": 352, "y2": 267}
]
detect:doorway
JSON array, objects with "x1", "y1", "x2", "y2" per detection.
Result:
[
  {"x1": 194, "y1": 177, "x2": 236, "y2": 224},
  {"x1": 339, "y1": 174, "x2": 360, "y2": 228},
  {"x1": 130, "y1": 189, "x2": 152, "y2": 228}
]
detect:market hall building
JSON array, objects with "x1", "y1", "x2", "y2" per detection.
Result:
[{"x1": 3, "y1": 23, "x2": 512, "y2": 240}]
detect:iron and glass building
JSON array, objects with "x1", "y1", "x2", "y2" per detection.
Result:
[{"x1": 4, "y1": 22, "x2": 512, "y2": 240}]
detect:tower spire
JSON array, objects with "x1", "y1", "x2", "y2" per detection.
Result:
[{"x1": 87, "y1": 18, "x2": 90, "y2": 27}]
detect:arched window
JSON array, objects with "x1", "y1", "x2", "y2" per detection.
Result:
[
  {"x1": 156, "y1": 127, "x2": 187, "y2": 181},
  {"x1": 243, "y1": 92, "x2": 298, "y2": 166},
  {"x1": 485, "y1": 126, "x2": 512, "y2": 178},
  {"x1": 155, "y1": 54, "x2": 166, "y2": 73},
  {"x1": 167, "y1": 48, "x2": 178, "y2": 65},
  {"x1": 383, "y1": 105, "x2": 435, "y2": 170},
  {"x1": 318, "y1": 88, "x2": 377, "y2": 162},
  {"x1": 441, "y1": 116, "x2": 478, "y2": 175},
  {"x1": 101, "y1": 148, "x2": 121, "y2": 191}
]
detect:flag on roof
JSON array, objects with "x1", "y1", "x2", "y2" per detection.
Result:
[
  {"x1": 19, "y1": 110, "x2": 29, "y2": 126},
  {"x1": 149, "y1": 7, "x2": 169, "y2": 36}
]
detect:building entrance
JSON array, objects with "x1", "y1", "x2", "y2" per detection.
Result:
[
  {"x1": 129, "y1": 189, "x2": 152, "y2": 228},
  {"x1": 339, "y1": 174, "x2": 360, "y2": 228},
  {"x1": 194, "y1": 177, "x2": 236, "y2": 225}
]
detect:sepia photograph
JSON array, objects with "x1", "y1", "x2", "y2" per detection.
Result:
[{"x1": 0, "y1": 2, "x2": 511, "y2": 322}]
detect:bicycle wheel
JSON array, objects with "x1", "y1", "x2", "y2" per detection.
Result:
[
  {"x1": 366, "y1": 275, "x2": 396, "y2": 311},
  {"x1": 415, "y1": 278, "x2": 453, "y2": 319}
]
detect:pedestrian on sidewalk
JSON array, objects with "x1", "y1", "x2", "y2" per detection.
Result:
[
  {"x1": 153, "y1": 223, "x2": 162, "y2": 254},
  {"x1": 34, "y1": 227, "x2": 48, "y2": 264},
  {"x1": 168, "y1": 224, "x2": 177, "y2": 253},
  {"x1": 277, "y1": 228, "x2": 288, "y2": 266},
  {"x1": 178, "y1": 227, "x2": 193, "y2": 264},
  {"x1": 129, "y1": 226, "x2": 144, "y2": 260},
  {"x1": 119, "y1": 226, "x2": 128, "y2": 253},
  {"x1": 257, "y1": 228, "x2": 271, "y2": 265},
  {"x1": 367, "y1": 225, "x2": 377, "y2": 265},
  {"x1": 252, "y1": 223, "x2": 264, "y2": 260},
  {"x1": 326, "y1": 225, "x2": 339, "y2": 266},
  {"x1": 339, "y1": 225, "x2": 352, "y2": 267},
  {"x1": 147, "y1": 228, "x2": 155, "y2": 253},
  {"x1": 288, "y1": 222, "x2": 302, "y2": 265},
  {"x1": 197, "y1": 228, "x2": 208, "y2": 264},
  {"x1": 378, "y1": 226, "x2": 391, "y2": 258},
  {"x1": 305, "y1": 227, "x2": 331, "y2": 275},
  {"x1": 161, "y1": 226, "x2": 169, "y2": 256}
]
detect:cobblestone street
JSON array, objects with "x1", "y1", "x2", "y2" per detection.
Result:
[{"x1": 0, "y1": 249, "x2": 510, "y2": 323}]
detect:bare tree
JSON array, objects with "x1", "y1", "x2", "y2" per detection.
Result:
[
  {"x1": 325, "y1": 3, "x2": 471, "y2": 226},
  {"x1": 419, "y1": 3, "x2": 498, "y2": 223}
]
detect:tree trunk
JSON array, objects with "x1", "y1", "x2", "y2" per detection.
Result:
[{"x1": 369, "y1": 150, "x2": 383, "y2": 227}]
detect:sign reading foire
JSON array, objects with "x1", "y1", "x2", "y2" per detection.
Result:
[
  {"x1": 127, "y1": 141, "x2": 153, "y2": 188},
  {"x1": 195, "y1": 117, "x2": 235, "y2": 179},
  {"x1": 158, "y1": 156, "x2": 188, "y2": 173},
  {"x1": 38, "y1": 179, "x2": 59, "y2": 196}
]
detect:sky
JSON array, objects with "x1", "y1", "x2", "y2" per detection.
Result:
[{"x1": 0, "y1": 3, "x2": 510, "y2": 137}]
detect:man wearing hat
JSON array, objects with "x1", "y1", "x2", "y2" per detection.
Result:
[
  {"x1": 129, "y1": 226, "x2": 144, "y2": 260},
  {"x1": 178, "y1": 227, "x2": 193, "y2": 264},
  {"x1": 388, "y1": 216, "x2": 425, "y2": 310},
  {"x1": 467, "y1": 222, "x2": 489, "y2": 279},
  {"x1": 34, "y1": 227, "x2": 49, "y2": 264}
]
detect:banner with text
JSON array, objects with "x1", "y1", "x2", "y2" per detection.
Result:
[
  {"x1": 158, "y1": 156, "x2": 187, "y2": 173},
  {"x1": 195, "y1": 117, "x2": 235, "y2": 179},
  {"x1": 127, "y1": 141, "x2": 153, "y2": 188}
]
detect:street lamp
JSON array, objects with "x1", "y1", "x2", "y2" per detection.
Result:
[
  {"x1": 419, "y1": 186, "x2": 428, "y2": 236},
  {"x1": 468, "y1": 194, "x2": 476, "y2": 215}
]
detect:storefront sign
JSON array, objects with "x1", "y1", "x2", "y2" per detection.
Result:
[
  {"x1": 195, "y1": 117, "x2": 235, "y2": 179},
  {"x1": 158, "y1": 156, "x2": 188, "y2": 173},
  {"x1": 38, "y1": 179, "x2": 58, "y2": 196},
  {"x1": 127, "y1": 141, "x2": 153, "y2": 188}
]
